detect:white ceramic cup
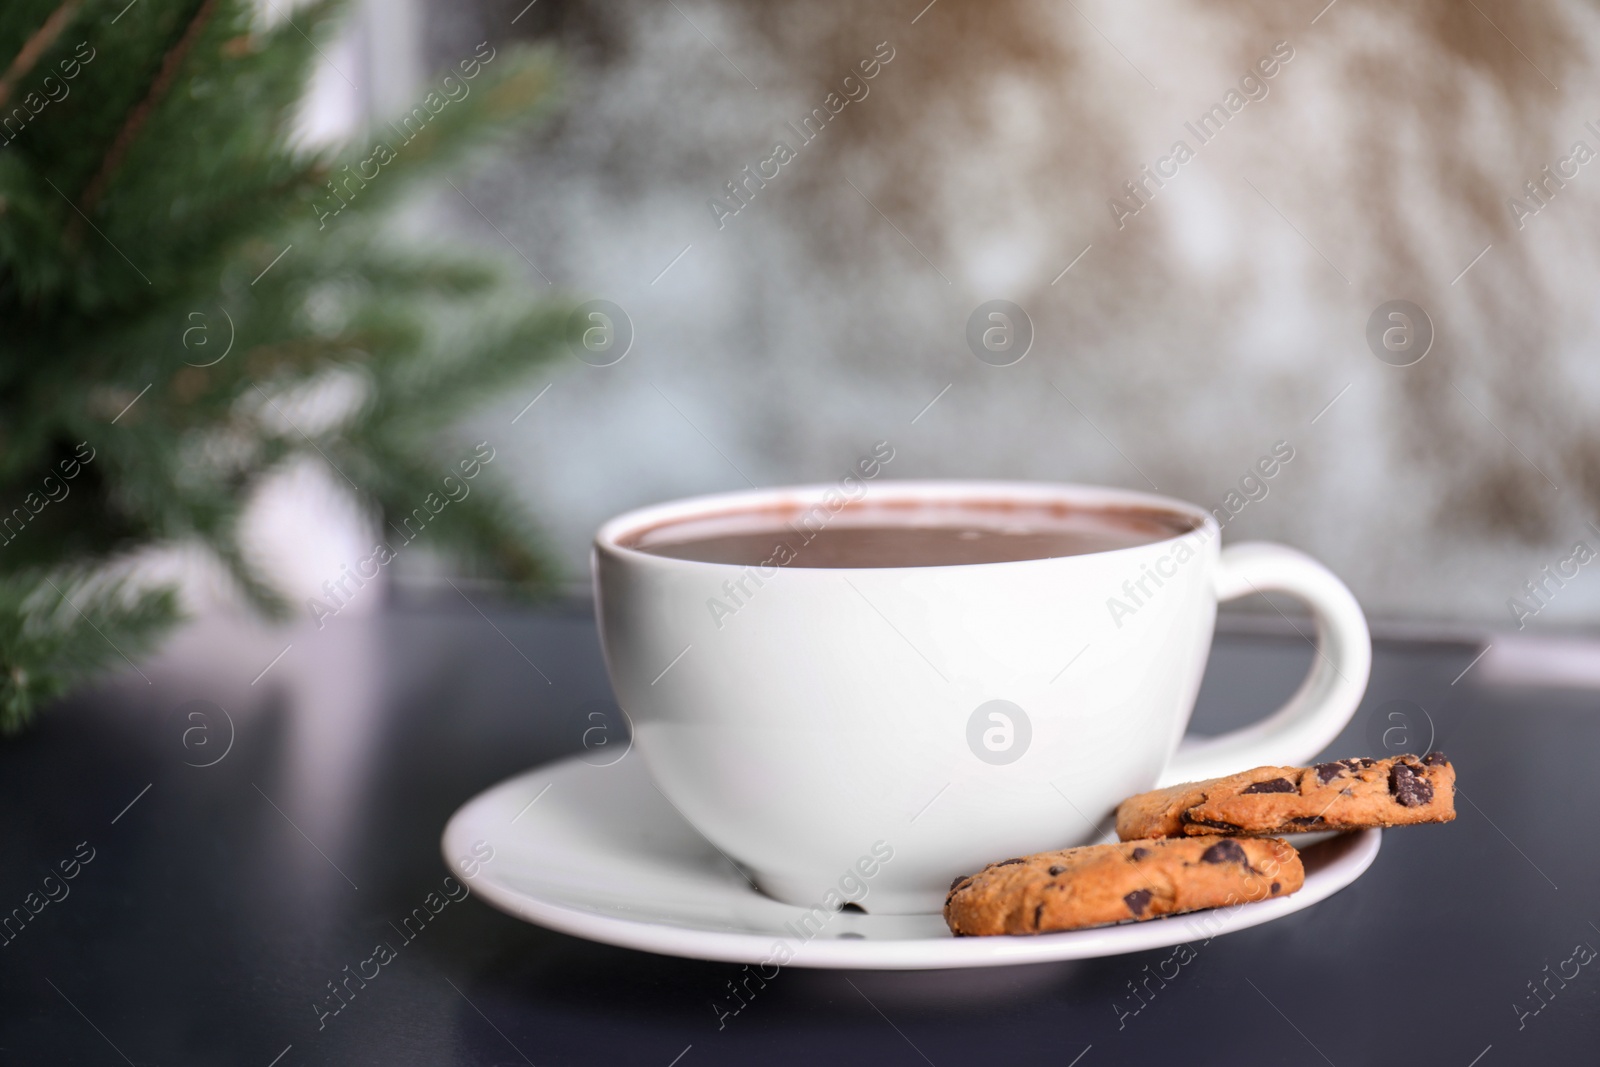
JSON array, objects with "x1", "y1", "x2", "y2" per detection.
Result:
[{"x1": 593, "y1": 481, "x2": 1370, "y2": 914}]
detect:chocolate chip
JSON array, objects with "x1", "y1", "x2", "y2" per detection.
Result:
[
  {"x1": 1314, "y1": 762, "x2": 1344, "y2": 785},
  {"x1": 1124, "y1": 888, "x2": 1153, "y2": 917},
  {"x1": 991, "y1": 858, "x2": 1026, "y2": 868},
  {"x1": 1355, "y1": 758, "x2": 1377, "y2": 768},
  {"x1": 949, "y1": 875, "x2": 969, "y2": 891},
  {"x1": 1183, "y1": 814, "x2": 1243, "y2": 832},
  {"x1": 1200, "y1": 840, "x2": 1248, "y2": 865},
  {"x1": 1242, "y1": 777, "x2": 1296, "y2": 794},
  {"x1": 1048, "y1": 865, "x2": 1067, "y2": 876},
  {"x1": 1270, "y1": 882, "x2": 1281, "y2": 895},
  {"x1": 1423, "y1": 751, "x2": 1449, "y2": 767},
  {"x1": 1390, "y1": 762, "x2": 1434, "y2": 807},
  {"x1": 1034, "y1": 902, "x2": 1045, "y2": 929},
  {"x1": 1130, "y1": 848, "x2": 1149, "y2": 861},
  {"x1": 1289, "y1": 815, "x2": 1326, "y2": 826}
]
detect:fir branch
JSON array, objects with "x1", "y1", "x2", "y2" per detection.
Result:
[
  {"x1": 78, "y1": 0, "x2": 218, "y2": 214},
  {"x1": 1, "y1": 0, "x2": 565, "y2": 732},
  {"x1": 0, "y1": 0, "x2": 81, "y2": 108},
  {"x1": 0, "y1": 568, "x2": 179, "y2": 734}
]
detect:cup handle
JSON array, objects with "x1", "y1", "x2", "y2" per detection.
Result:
[{"x1": 1156, "y1": 542, "x2": 1372, "y2": 787}]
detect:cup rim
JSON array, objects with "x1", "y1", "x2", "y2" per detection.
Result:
[{"x1": 593, "y1": 480, "x2": 1219, "y2": 572}]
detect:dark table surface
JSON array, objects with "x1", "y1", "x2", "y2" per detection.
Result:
[{"x1": 3, "y1": 598, "x2": 1597, "y2": 1067}]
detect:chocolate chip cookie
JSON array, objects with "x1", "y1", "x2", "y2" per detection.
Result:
[
  {"x1": 943, "y1": 835, "x2": 1303, "y2": 936},
  {"x1": 1115, "y1": 752, "x2": 1456, "y2": 841}
]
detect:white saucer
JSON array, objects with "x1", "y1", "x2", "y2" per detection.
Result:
[{"x1": 441, "y1": 753, "x2": 1381, "y2": 970}]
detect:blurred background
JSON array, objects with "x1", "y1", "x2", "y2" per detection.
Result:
[
  {"x1": 9, "y1": 0, "x2": 1600, "y2": 737},
  {"x1": 299, "y1": 0, "x2": 1600, "y2": 629}
]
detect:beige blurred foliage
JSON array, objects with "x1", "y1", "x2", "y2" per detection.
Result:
[{"x1": 425, "y1": 0, "x2": 1600, "y2": 626}]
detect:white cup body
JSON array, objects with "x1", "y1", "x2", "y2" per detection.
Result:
[{"x1": 594, "y1": 481, "x2": 1222, "y2": 914}]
